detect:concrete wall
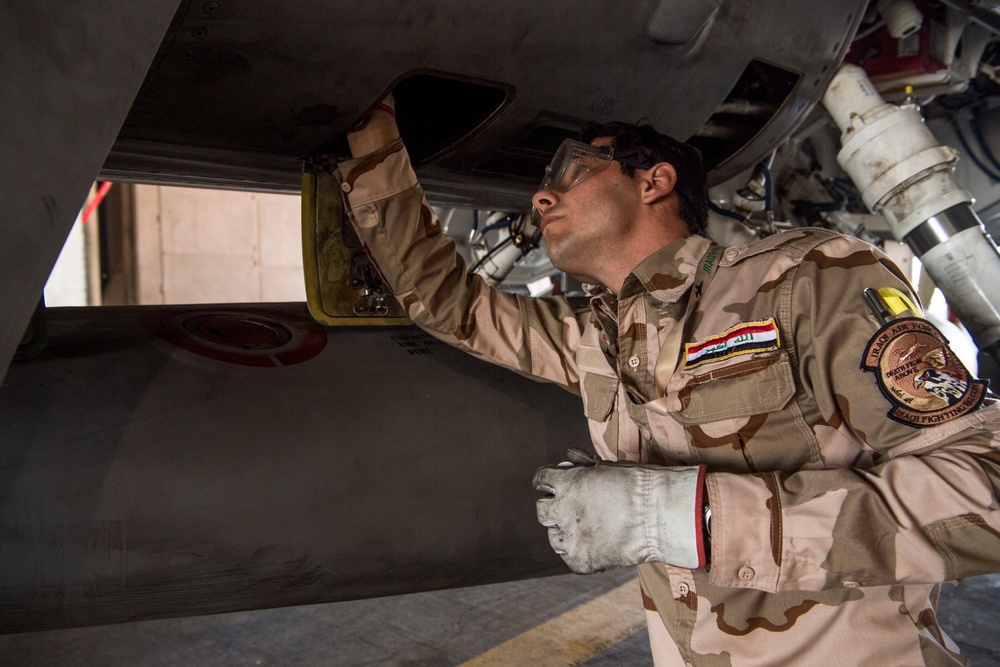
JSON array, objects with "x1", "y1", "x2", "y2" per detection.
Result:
[
  {"x1": 44, "y1": 214, "x2": 92, "y2": 307},
  {"x1": 134, "y1": 186, "x2": 305, "y2": 305}
]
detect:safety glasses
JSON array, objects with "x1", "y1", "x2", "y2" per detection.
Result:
[
  {"x1": 539, "y1": 139, "x2": 656, "y2": 193},
  {"x1": 531, "y1": 139, "x2": 656, "y2": 227}
]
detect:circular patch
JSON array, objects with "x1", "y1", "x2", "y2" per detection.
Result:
[
  {"x1": 149, "y1": 307, "x2": 328, "y2": 367},
  {"x1": 182, "y1": 314, "x2": 294, "y2": 350},
  {"x1": 862, "y1": 317, "x2": 986, "y2": 427}
]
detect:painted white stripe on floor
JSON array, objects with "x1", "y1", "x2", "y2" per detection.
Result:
[{"x1": 457, "y1": 577, "x2": 646, "y2": 667}]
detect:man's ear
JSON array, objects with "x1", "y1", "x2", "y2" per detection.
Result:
[{"x1": 640, "y1": 163, "x2": 678, "y2": 205}]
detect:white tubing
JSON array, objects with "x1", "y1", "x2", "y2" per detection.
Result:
[
  {"x1": 876, "y1": 0, "x2": 923, "y2": 39},
  {"x1": 476, "y1": 239, "x2": 524, "y2": 286},
  {"x1": 823, "y1": 64, "x2": 886, "y2": 132}
]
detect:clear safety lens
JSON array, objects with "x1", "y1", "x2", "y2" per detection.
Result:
[{"x1": 538, "y1": 140, "x2": 613, "y2": 194}]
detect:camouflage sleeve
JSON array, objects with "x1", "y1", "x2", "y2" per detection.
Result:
[
  {"x1": 335, "y1": 137, "x2": 584, "y2": 391},
  {"x1": 707, "y1": 233, "x2": 1000, "y2": 591}
]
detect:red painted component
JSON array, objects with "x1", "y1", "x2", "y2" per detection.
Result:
[
  {"x1": 846, "y1": 1, "x2": 946, "y2": 82},
  {"x1": 81, "y1": 181, "x2": 113, "y2": 224}
]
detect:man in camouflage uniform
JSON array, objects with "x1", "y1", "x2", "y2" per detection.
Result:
[{"x1": 340, "y1": 105, "x2": 1000, "y2": 666}]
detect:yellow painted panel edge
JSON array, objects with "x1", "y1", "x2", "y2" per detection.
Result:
[{"x1": 301, "y1": 165, "x2": 412, "y2": 327}]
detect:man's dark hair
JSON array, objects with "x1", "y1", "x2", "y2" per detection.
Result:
[{"x1": 580, "y1": 121, "x2": 709, "y2": 236}]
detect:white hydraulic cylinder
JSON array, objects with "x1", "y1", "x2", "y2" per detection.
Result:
[
  {"x1": 822, "y1": 64, "x2": 1000, "y2": 358},
  {"x1": 823, "y1": 64, "x2": 971, "y2": 238}
]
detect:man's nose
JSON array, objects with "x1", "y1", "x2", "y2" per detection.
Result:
[{"x1": 531, "y1": 188, "x2": 557, "y2": 212}]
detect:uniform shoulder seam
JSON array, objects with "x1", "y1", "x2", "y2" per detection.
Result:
[{"x1": 722, "y1": 228, "x2": 842, "y2": 266}]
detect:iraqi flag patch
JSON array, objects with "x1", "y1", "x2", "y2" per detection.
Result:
[{"x1": 683, "y1": 319, "x2": 781, "y2": 370}]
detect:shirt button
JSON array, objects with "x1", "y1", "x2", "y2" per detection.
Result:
[
  {"x1": 723, "y1": 248, "x2": 739, "y2": 261},
  {"x1": 678, "y1": 582, "x2": 690, "y2": 595},
  {"x1": 641, "y1": 429, "x2": 652, "y2": 441},
  {"x1": 341, "y1": 181, "x2": 352, "y2": 193},
  {"x1": 738, "y1": 566, "x2": 755, "y2": 581},
  {"x1": 628, "y1": 354, "x2": 641, "y2": 368}
]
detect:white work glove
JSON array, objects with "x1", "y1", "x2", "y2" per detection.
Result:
[
  {"x1": 533, "y1": 449, "x2": 708, "y2": 574},
  {"x1": 346, "y1": 93, "x2": 398, "y2": 158},
  {"x1": 350, "y1": 93, "x2": 396, "y2": 131}
]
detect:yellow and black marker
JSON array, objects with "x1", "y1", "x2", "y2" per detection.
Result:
[{"x1": 863, "y1": 287, "x2": 922, "y2": 325}]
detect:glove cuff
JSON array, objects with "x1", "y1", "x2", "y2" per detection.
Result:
[
  {"x1": 693, "y1": 464, "x2": 708, "y2": 570},
  {"x1": 647, "y1": 464, "x2": 708, "y2": 570}
]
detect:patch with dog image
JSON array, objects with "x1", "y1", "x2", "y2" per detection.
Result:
[{"x1": 862, "y1": 317, "x2": 986, "y2": 427}]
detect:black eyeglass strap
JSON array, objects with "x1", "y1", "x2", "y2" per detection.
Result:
[{"x1": 611, "y1": 148, "x2": 656, "y2": 170}]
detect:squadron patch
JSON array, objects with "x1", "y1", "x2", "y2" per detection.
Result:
[
  {"x1": 862, "y1": 317, "x2": 986, "y2": 427},
  {"x1": 683, "y1": 319, "x2": 780, "y2": 370}
]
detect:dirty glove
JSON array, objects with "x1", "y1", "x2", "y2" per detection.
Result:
[
  {"x1": 349, "y1": 93, "x2": 396, "y2": 131},
  {"x1": 347, "y1": 94, "x2": 398, "y2": 157},
  {"x1": 533, "y1": 449, "x2": 707, "y2": 573}
]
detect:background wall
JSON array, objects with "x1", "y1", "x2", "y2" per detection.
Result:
[{"x1": 134, "y1": 186, "x2": 306, "y2": 305}]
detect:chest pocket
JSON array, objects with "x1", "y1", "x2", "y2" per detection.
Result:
[
  {"x1": 667, "y1": 350, "x2": 795, "y2": 424},
  {"x1": 578, "y1": 345, "x2": 621, "y2": 460},
  {"x1": 664, "y1": 350, "x2": 803, "y2": 472}
]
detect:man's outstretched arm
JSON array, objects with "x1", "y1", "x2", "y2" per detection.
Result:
[{"x1": 337, "y1": 106, "x2": 585, "y2": 391}]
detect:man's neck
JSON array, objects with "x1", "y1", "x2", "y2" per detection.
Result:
[{"x1": 604, "y1": 229, "x2": 690, "y2": 295}]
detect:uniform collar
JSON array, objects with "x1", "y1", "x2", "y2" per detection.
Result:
[
  {"x1": 615, "y1": 235, "x2": 713, "y2": 303},
  {"x1": 583, "y1": 235, "x2": 713, "y2": 313}
]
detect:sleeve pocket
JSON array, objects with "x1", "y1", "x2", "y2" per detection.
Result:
[{"x1": 925, "y1": 510, "x2": 1000, "y2": 580}]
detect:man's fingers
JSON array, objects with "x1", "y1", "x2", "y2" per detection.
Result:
[
  {"x1": 545, "y1": 526, "x2": 568, "y2": 555},
  {"x1": 532, "y1": 466, "x2": 565, "y2": 493},
  {"x1": 566, "y1": 448, "x2": 598, "y2": 466},
  {"x1": 535, "y1": 496, "x2": 559, "y2": 527}
]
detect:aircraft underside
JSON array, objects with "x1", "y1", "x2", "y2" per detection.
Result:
[{"x1": 4, "y1": 0, "x2": 1000, "y2": 633}]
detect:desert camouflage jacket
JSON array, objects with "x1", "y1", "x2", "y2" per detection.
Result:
[{"x1": 337, "y1": 137, "x2": 1000, "y2": 666}]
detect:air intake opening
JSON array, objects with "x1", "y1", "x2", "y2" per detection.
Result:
[
  {"x1": 393, "y1": 72, "x2": 512, "y2": 165},
  {"x1": 473, "y1": 116, "x2": 580, "y2": 181},
  {"x1": 688, "y1": 59, "x2": 800, "y2": 170}
]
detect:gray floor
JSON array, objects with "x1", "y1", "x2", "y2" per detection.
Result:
[
  {"x1": 0, "y1": 570, "x2": 649, "y2": 667},
  {"x1": 938, "y1": 572, "x2": 1000, "y2": 665},
  {"x1": 0, "y1": 571, "x2": 997, "y2": 666}
]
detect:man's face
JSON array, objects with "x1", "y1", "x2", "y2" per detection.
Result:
[{"x1": 531, "y1": 137, "x2": 641, "y2": 286}]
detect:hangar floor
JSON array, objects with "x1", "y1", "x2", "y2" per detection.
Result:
[{"x1": 0, "y1": 570, "x2": 997, "y2": 665}]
